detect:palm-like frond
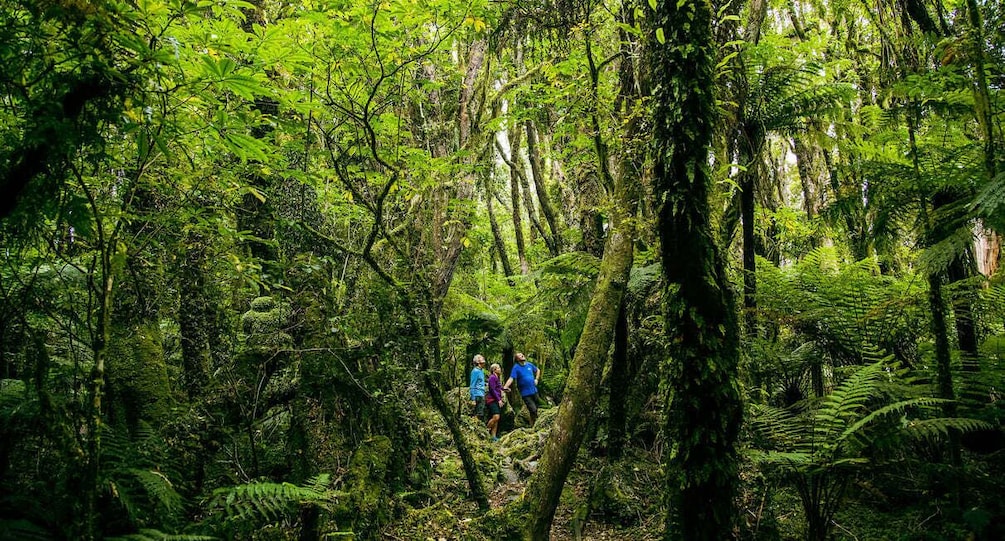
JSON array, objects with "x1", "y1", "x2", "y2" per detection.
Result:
[
  {"x1": 745, "y1": 63, "x2": 853, "y2": 136},
  {"x1": 750, "y1": 357, "x2": 990, "y2": 466},
  {"x1": 203, "y1": 474, "x2": 341, "y2": 527},
  {"x1": 972, "y1": 170, "x2": 1005, "y2": 234},
  {"x1": 106, "y1": 530, "x2": 217, "y2": 541}
]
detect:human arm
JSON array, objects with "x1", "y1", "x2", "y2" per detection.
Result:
[
  {"x1": 534, "y1": 365, "x2": 541, "y2": 386},
  {"x1": 502, "y1": 376, "x2": 514, "y2": 392}
]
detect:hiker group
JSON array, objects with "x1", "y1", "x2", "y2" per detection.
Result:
[{"x1": 468, "y1": 352, "x2": 541, "y2": 441}]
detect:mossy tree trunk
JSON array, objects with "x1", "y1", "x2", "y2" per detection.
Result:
[
  {"x1": 518, "y1": 21, "x2": 643, "y2": 533},
  {"x1": 649, "y1": 0, "x2": 743, "y2": 539},
  {"x1": 607, "y1": 300, "x2": 630, "y2": 459},
  {"x1": 525, "y1": 119, "x2": 561, "y2": 256},
  {"x1": 500, "y1": 129, "x2": 530, "y2": 274},
  {"x1": 520, "y1": 162, "x2": 636, "y2": 540},
  {"x1": 177, "y1": 231, "x2": 216, "y2": 400}
]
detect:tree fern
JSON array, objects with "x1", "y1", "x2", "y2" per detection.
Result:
[
  {"x1": 749, "y1": 359, "x2": 991, "y2": 540},
  {"x1": 744, "y1": 62, "x2": 853, "y2": 136}
]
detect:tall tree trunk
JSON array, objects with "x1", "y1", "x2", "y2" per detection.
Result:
[
  {"x1": 791, "y1": 134, "x2": 826, "y2": 224},
  {"x1": 178, "y1": 230, "x2": 217, "y2": 400},
  {"x1": 965, "y1": 0, "x2": 998, "y2": 183},
  {"x1": 485, "y1": 173, "x2": 515, "y2": 280},
  {"x1": 650, "y1": 0, "x2": 743, "y2": 539},
  {"x1": 736, "y1": 0, "x2": 768, "y2": 335},
  {"x1": 607, "y1": 300, "x2": 630, "y2": 459},
  {"x1": 576, "y1": 171, "x2": 605, "y2": 257},
  {"x1": 740, "y1": 149, "x2": 759, "y2": 334},
  {"x1": 525, "y1": 119, "x2": 561, "y2": 255},
  {"x1": 909, "y1": 106, "x2": 963, "y2": 505},
  {"x1": 521, "y1": 145, "x2": 637, "y2": 541},
  {"x1": 499, "y1": 133, "x2": 529, "y2": 273},
  {"x1": 84, "y1": 268, "x2": 114, "y2": 541}
]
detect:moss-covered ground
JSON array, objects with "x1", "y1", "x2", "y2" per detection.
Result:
[{"x1": 381, "y1": 393, "x2": 663, "y2": 540}]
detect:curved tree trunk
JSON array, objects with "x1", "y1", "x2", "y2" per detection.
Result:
[
  {"x1": 521, "y1": 159, "x2": 636, "y2": 540},
  {"x1": 525, "y1": 119, "x2": 561, "y2": 255},
  {"x1": 485, "y1": 173, "x2": 515, "y2": 280}
]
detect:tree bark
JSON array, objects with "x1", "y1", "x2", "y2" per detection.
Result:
[
  {"x1": 521, "y1": 155, "x2": 636, "y2": 541},
  {"x1": 650, "y1": 0, "x2": 743, "y2": 538},
  {"x1": 499, "y1": 133, "x2": 530, "y2": 273},
  {"x1": 525, "y1": 119, "x2": 561, "y2": 255},
  {"x1": 607, "y1": 300, "x2": 630, "y2": 459},
  {"x1": 485, "y1": 173, "x2": 515, "y2": 280}
]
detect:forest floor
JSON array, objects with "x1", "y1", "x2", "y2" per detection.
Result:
[
  {"x1": 376, "y1": 389, "x2": 1004, "y2": 540},
  {"x1": 382, "y1": 392, "x2": 663, "y2": 541}
]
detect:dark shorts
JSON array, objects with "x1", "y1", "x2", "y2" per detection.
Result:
[
  {"x1": 487, "y1": 401, "x2": 502, "y2": 416},
  {"x1": 472, "y1": 396, "x2": 485, "y2": 419},
  {"x1": 522, "y1": 393, "x2": 539, "y2": 416}
]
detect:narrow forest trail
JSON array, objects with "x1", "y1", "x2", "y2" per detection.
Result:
[{"x1": 383, "y1": 390, "x2": 663, "y2": 540}]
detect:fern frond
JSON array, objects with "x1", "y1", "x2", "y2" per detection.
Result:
[
  {"x1": 837, "y1": 397, "x2": 947, "y2": 445},
  {"x1": 813, "y1": 361, "x2": 887, "y2": 437},
  {"x1": 127, "y1": 469, "x2": 184, "y2": 514},
  {"x1": 903, "y1": 417, "x2": 996, "y2": 442},
  {"x1": 918, "y1": 222, "x2": 976, "y2": 275},
  {"x1": 532, "y1": 251, "x2": 602, "y2": 278},
  {"x1": 971, "y1": 170, "x2": 1005, "y2": 232},
  {"x1": 205, "y1": 476, "x2": 341, "y2": 527},
  {"x1": 106, "y1": 529, "x2": 217, "y2": 541},
  {"x1": 748, "y1": 404, "x2": 803, "y2": 446}
]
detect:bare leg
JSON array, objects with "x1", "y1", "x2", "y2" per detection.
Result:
[{"x1": 488, "y1": 414, "x2": 500, "y2": 437}]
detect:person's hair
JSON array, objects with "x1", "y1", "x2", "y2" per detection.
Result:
[
  {"x1": 472, "y1": 354, "x2": 485, "y2": 365},
  {"x1": 489, "y1": 363, "x2": 500, "y2": 373}
]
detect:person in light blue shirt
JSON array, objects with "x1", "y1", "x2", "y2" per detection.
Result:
[
  {"x1": 469, "y1": 354, "x2": 487, "y2": 421},
  {"x1": 502, "y1": 352, "x2": 542, "y2": 426}
]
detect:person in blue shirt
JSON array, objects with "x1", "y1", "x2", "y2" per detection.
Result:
[
  {"x1": 502, "y1": 352, "x2": 542, "y2": 426},
  {"x1": 469, "y1": 354, "x2": 487, "y2": 421}
]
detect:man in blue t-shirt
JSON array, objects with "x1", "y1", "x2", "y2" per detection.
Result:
[
  {"x1": 502, "y1": 352, "x2": 542, "y2": 426},
  {"x1": 469, "y1": 354, "x2": 487, "y2": 421}
]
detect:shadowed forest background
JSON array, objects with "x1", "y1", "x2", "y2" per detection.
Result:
[{"x1": 0, "y1": 0, "x2": 1003, "y2": 539}]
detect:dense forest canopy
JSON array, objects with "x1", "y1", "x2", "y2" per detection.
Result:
[{"x1": 0, "y1": 0, "x2": 1002, "y2": 539}]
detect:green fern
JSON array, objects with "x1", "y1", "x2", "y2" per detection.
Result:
[
  {"x1": 98, "y1": 422, "x2": 187, "y2": 531},
  {"x1": 203, "y1": 474, "x2": 341, "y2": 530},
  {"x1": 971, "y1": 170, "x2": 1005, "y2": 233},
  {"x1": 106, "y1": 529, "x2": 217, "y2": 541},
  {"x1": 744, "y1": 62, "x2": 853, "y2": 136},
  {"x1": 750, "y1": 359, "x2": 991, "y2": 540}
]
